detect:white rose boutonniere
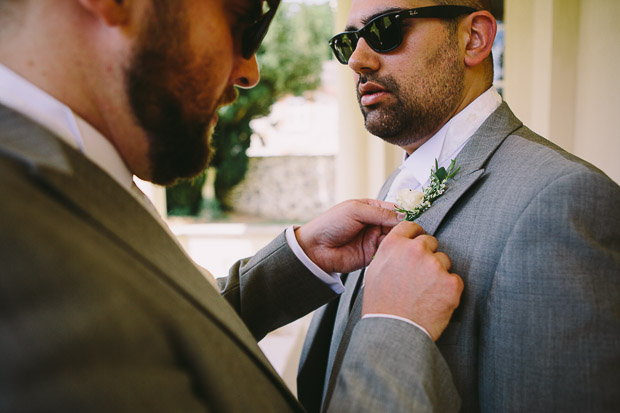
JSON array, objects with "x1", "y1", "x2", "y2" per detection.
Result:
[
  {"x1": 396, "y1": 188, "x2": 425, "y2": 211},
  {"x1": 395, "y1": 159, "x2": 460, "y2": 222}
]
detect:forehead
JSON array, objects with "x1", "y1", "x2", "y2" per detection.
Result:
[{"x1": 346, "y1": 0, "x2": 435, "y2": 28}]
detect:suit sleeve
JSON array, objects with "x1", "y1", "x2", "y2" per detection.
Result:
[
  {"x1": 325, "y1": 318, "x2": 461, "y2": 413},
  {"x1": 218, "y1": 232, "x2": 338, "y2": 341},
  {"x1": 481, "y1": 169, "x2": 620, "y2": 411}
]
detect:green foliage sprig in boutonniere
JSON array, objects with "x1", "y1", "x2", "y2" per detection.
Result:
[{"x1": 395, "y1": 159, "x2": 460, "y2": 222}]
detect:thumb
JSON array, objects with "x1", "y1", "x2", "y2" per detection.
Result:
[
  {"x1": 388, "y1": 220, "x2": 426, "y2": 240},
  {"x1": 353, "y1": 199, "x2": 401, "y2": 229}
]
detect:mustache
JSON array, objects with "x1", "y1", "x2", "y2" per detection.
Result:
[
  {"x1": 217, "y1": 86, "x2": 239, "y2": 108},
  {"x1": 357, "y1": 74, "x2": 397, "y2": 96}
]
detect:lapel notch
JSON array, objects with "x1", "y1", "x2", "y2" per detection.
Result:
[{"x1": 415, "y1": 102, "x2": 524, "y2": 235}]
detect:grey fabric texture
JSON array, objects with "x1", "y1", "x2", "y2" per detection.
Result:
[{"x1": 299, "y1": 102, "x2": 620, "y2": 412}]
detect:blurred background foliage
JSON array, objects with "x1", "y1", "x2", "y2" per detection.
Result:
[{"x1": 167, "y1": 1, "x2": 334, "y2": 216}]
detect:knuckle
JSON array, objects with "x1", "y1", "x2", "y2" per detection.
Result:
[
  {"x1": 410, "y1": 238, "x2": 427, "y2": 254},
  {"x1": 445, "y1": 275, "x2": 464, "y2": 295},
  {"x1": 411, "y1": 222, "x2": 425, "y2": 233},
  {"x1": 436, "y1": 251, "x2": 451, "y2": 265}
]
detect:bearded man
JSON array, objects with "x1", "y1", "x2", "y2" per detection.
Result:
[
  {"x1": 0, "y1": 0, "x2": 465, "y2": 411},
  {"x1": 298, "y1": 0, "x2": 620, "y2": 412}
]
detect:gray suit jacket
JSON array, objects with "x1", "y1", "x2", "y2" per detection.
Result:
[{"x1": 299, "y1": 102, "x2": 620, "y2": 412}]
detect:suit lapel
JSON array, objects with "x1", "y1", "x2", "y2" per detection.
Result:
[
  {"x1": 326, "y1": 269, "x2": 363, "y2": 373},
  {"x1": 415, "y1": 168, "x2": 485, "y2": 235},
  {"x1": 416, "y1": 102, "x2": 523, "y2": 235},
  {"x1": 0, "y1": 105, "x2": 280, "y2": 378},
  {"x1": 297, "y1": 297, "x2": 340, "y2": 413}
]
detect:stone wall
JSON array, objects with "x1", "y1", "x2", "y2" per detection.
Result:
[{"x1": 225, "y1": 156, "x2": 335, "y2": 222}]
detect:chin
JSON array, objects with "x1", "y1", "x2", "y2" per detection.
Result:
[{"x1": 148, "y1": 126, "x2": 213, "y2": 186}]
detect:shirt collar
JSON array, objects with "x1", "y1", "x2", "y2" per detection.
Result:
[
  {"x1": 399, "y1": 86, "x2": 503, "y2": 186},
  {"x1": 0, "y1": 63, "x2": 134, "y2": 191}
]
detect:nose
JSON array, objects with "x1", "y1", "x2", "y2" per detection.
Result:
[
  {"x1": 347, "y1": 38, "x2": 380, "y2": 74},
  {"x1": 232, "y1": 54, "x2": 260, "y2": 89}
]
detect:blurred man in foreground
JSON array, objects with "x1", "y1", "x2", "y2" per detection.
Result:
[{"x1": 0, "y1": 0, "x2": 463, "y2": 411}]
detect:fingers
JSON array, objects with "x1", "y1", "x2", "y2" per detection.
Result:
[
  {"x1": 434, "y1": 251, "x2": 452, "y2": 271},
  {"x1": 372, "y1": 199, "x2": 398, "y2": 210},
  {"x1": 451, "y1": 273, "x2": 464, "y2": 297},
  {"x1": 351, "y1": 199, "x2": 401, "y2": 229},
  {"x1": 388, "y1": 220, "x2": 426, "y2": 239},
  {"x1": 407, "y1": 232, "x2": 450, "y2": 270}
]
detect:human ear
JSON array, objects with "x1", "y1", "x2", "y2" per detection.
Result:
[
  {"x1": 462, "y1": 11, "x2": 497, "y2": 68},
  {"x1": 76, "y1": 0, "x2": 130, "y2": 26}
]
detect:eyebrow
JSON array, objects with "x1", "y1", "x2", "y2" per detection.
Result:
[{"x1": 345, "y1": 7, "x2": 405, "y2": 31}]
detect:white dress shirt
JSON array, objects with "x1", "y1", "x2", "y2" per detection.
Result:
[
  {"x1": 385, "y1": 87, "x2": 503, "y2": 202},
  {"x1": 0, "y1": 63, "x2": 344, "y2": 292}
]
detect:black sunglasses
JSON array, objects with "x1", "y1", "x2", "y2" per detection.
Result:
[
  {"x1": 329, "y1": 5, "x2": 477, "y2": 64},
  {"x1": 242, "y1": 0, "x2": 281, "y2": 59}
]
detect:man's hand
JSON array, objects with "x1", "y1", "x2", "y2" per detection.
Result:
[
  {"x1": 295, "y1": 199, "x2": 401, "y2": 274},
  {"x1": 362, "y1": 221, "x2": 464, "y2": 341}
]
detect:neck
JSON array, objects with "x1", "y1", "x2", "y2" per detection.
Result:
[
  {"x1": 402, "y1": 77, "x2": 490, "y2": 156},
  {"x1": 0, "y1": 1, "x2": 153, "y2": 180},
  {"x1": 0, "y1": 6, "x2": 107, "y2": 134}
]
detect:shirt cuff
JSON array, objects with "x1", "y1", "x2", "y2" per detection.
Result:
[
  {"x1": 362, "y1": 313, "x2": 432, "y2": 340},
  {"x1": 285, "y1": 225, "x2": 345, "y2": 294}
]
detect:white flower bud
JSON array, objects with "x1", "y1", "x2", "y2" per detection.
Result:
[{"x1": 396, "y1": 188, "x2": 425, "y2": 211}]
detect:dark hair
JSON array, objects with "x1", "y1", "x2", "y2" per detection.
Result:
[{"x1": 435, "y1": 0, "x2": 491, "y2": 11}]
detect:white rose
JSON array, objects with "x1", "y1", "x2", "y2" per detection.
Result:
[{"x1": 396, "y1": 188, "x2": 425, "y2": 211}]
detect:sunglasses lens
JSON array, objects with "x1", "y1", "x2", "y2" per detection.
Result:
[
  {"x1": 329, "y1": 14, "x2": 403, "y2": 64},
  {"x1": 243, "y1": 17, "x2": 269, "y2": 59},
  {"x1": 364, "y1": 15, "x2": 402, "y2": 52},
  {"x1": 331, "y1": 34, "x2": 357, "y2": 64},
  {"x1": 242, "y1": 0, "x2": 280, "y2": 59}
]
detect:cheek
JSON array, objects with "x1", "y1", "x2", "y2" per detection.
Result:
[
  {"x1": 190, "y1": 29, "x2": 236, "y2": 91},
  {"x1": 175, "y1": 50, "x2": 234, "y2": 119}
]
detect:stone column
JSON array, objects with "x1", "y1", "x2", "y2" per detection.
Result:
[
  {"x1": 572, "y1": 0, "x2": 620, "y2": 184},
  {"x1": 334, "y1": 0, "x2": 402, "y2": 202},
  {"x1": 504, "y1": 0, "x2": 620, "y2": 183}
]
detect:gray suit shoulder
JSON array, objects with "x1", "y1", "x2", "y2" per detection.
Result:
[{"x1": 501, "y1": 125, "x2": 617, "y2": 190}]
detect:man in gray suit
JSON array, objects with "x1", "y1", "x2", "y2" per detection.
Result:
[
  {"x1": 0, "y1": 0, "x2": 466, "y2": 411},
  {"x1": 299, "y1": 0, "x2": 620, "y2": 412}
]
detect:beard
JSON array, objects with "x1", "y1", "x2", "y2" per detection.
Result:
[
  {"x1": 357, "y1": 31, "x2": 465, "y2": 148},
  {"x1": 125, "y1": 4, "x2": 237, "y2": 186}
]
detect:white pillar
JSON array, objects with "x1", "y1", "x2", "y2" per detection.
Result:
[
  {"x1": 334, "y1": 0, "x2": 403, "y2": 202},
  {"x1": 504, "y1": 0, "x2": 620, "y2": 183},
  {"x1": 572, "y1": 0, "x2": 620, "y2": 184}
]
